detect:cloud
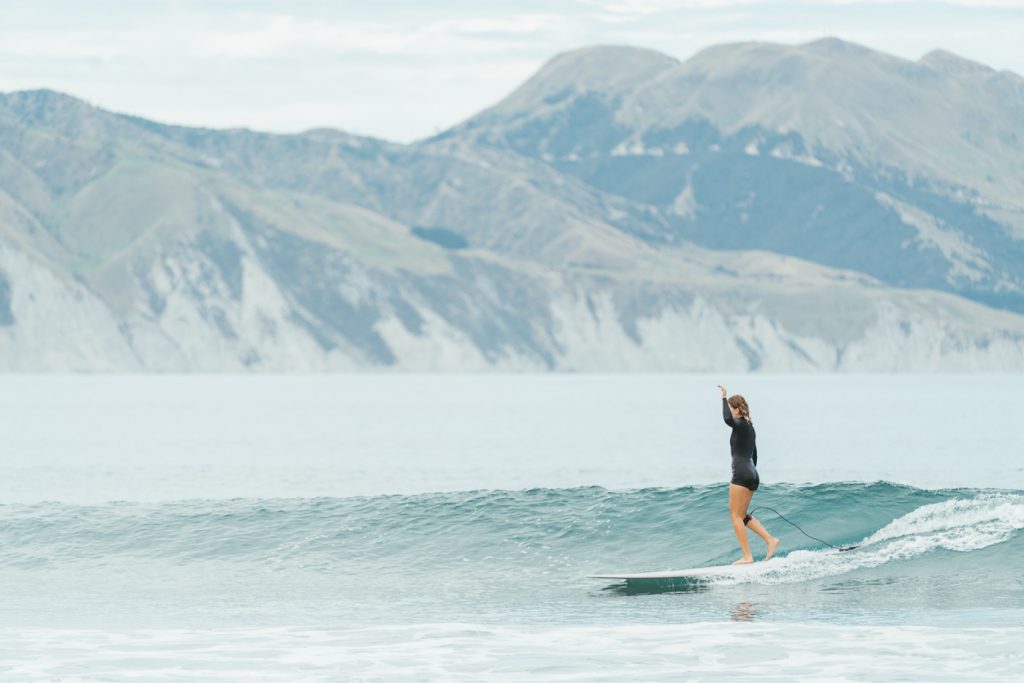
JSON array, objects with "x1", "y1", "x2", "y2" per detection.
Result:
[
  {"x1": 192, "y1": 13, "x2": 563, "y2": 60},
  {"x1": 578, "y1": 0, "x2": 772, "y2": 11},
  {"x1": 1, "y1": 0, "x2": 1022, "y2": 142},
  {"x1": 578, "y1": 0, "x2": 1024, "y2": 8},
  {"x1": 0, "y1": 28, "x2": 157, "y2": 60}
]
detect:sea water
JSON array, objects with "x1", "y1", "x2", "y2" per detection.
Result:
[{"x1": 0, "y1": 374, "x2": 1021, "y2": 681}]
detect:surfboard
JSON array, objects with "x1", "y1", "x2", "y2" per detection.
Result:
[{"x1": 587, "y1": 562, "x2": 764, "y2": 580}]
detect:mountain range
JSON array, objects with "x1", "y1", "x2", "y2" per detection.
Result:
[{"x1": 1, "y1": 37, "x2": 1023, "y2": 371}]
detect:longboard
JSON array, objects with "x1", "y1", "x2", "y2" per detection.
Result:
[{"x1": 587, "y1": 562, "x2": 766, "y2": 580}]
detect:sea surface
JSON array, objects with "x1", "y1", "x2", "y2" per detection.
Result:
[{"x1": 0, "y1": 374, "x2": 1021, "y2": 681}]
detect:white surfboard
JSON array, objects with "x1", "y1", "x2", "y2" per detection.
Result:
[{"x1": 587, "y1": 562, "x2": 765, "y2": 580}]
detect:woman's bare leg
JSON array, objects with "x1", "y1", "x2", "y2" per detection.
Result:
[
  {"x1": 729, "y1": 484, "x2": 755, "y2": 564},
  {"x1": 745, "y1": 516, "x2": 780, "y2": 560}
]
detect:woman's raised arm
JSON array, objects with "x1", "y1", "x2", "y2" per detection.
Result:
[
  {"x1": 717, "y1": 385, "x2": 735, "y2": 426},
  {"x1": 722, "y1": 397, "x2": 736, "y2": 427}
]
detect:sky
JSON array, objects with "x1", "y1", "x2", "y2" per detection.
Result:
[{"x1": 1, "y1": 0, "x2": 1022, "y2": 142}]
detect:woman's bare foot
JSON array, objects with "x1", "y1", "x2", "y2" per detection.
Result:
[
  {"x1": 732, "y1": 556, "x2": 754, "y2": 565},
  {"x1": 765, "y1": 537, "x2": 780, "y2": 561}
]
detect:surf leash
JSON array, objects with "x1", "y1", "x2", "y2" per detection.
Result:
[{"x1": 747, "y1": 506, "x2": 859, "y2": 552}]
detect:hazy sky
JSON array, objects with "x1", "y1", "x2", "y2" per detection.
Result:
[{"x1": 1, "y1": 1, "x2": 1022, "y2": 142}]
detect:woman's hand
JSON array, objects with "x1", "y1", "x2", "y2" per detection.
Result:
[{"x1": 717, "y1": 384, "x2": 727, "y2": 398}]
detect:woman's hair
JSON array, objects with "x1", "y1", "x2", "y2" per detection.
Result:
[{"x1": 727, "y1": 395, "x2": 752, "y2": 423}]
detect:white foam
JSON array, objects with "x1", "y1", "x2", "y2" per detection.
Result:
[
  {"x1": 716, "y1": 494, "x2": 1024, "y2": 586},
  {"x1": 1, "y1": 622, "x2": 1021, "y2": 681}
]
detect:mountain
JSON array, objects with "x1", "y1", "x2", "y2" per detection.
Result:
[
  {"x1": 448, "y1": 39, "x2": 1024, "y2": 313},
  {"x1": 1, "y1": 39, "x2": 1023, "y2": 372}
]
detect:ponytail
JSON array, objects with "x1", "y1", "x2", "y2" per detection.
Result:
[{"x1": 727, "y1": 395, "x2": 752, "y2": 424}]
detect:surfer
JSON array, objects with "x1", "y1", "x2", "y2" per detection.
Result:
[{"x1": 718, "y1": 385, "x2": 779, "y2": 564}]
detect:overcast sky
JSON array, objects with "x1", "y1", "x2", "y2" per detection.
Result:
[{"x1": 1, "y1": 0, "x2": 1022, "y2": 142}]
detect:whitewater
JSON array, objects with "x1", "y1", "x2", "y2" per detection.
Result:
[{"x1": 0, "y1": 374, "x2": 1021, "y2": 681}]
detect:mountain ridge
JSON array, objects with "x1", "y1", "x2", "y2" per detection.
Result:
[
  {"x1": 2, "y1": 38, "x2": 1024, "y2": 371},
  {"x1": 449, "y1": 39, "x2": 1024, "y2": 313}
]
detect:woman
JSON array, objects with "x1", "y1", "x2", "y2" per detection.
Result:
[{"x1": 717, "y1": 384, "x2": 779, "y2": 564}]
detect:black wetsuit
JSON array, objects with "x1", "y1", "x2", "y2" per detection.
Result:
[{"x1": 723, "y1": 398, "x2": 759, "y2": 491}]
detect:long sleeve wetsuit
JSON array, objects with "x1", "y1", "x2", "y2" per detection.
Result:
[{"x1": 723, "y1": 398, "x2": 759, "y2": 491}]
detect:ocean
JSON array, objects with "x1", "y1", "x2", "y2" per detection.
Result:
[{"x1": 0, "y1": 374, "x2": 1021, "y2": 681}]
